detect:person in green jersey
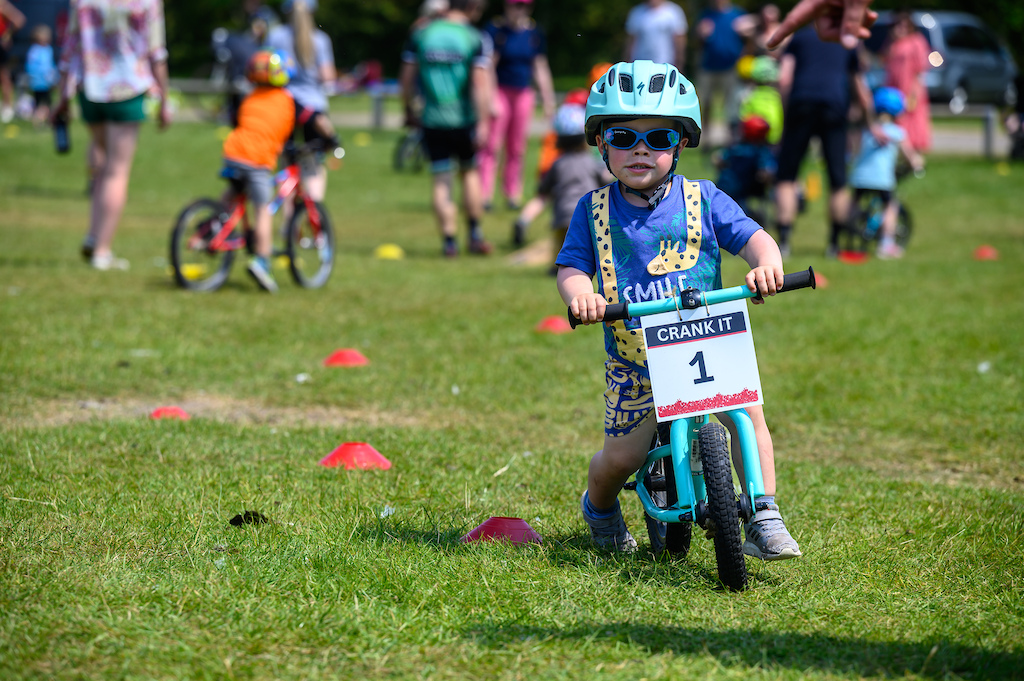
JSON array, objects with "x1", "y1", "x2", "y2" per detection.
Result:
[{"x1": 400, "y1": 0, "x2": 494, "y2": 257}]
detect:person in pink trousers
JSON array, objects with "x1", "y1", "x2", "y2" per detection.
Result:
[{"x1": 479, "y1": 0, "x2": 555, "y2": 211}]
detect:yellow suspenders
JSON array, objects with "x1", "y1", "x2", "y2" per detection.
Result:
[{"x1": 590, "y1": 180, "x2": 703, "y2": 369}]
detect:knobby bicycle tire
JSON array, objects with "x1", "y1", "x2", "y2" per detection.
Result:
[
  {"x1": 170, "y1": 198, "x2": 236, "y2": 292},
  {"x1": 643, "y1": 423, "x2": 692, "y2": 557},
  {"x1": 698, "y1": 422, "x2": 748, "y2": 591},
  {"x1": 286, "y1": 200, "x2": 335, "y2": 289}
]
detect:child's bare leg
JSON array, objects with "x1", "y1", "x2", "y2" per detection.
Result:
[
  {"x1": 881, "y1": 200, "x2": 900, "y2": 241},
  {"x1": 587, "y1": 417, "x2": 657, "y2": 509},
  {"x1": 431, "y1": 171, "x2": 457, "y2": 238},
  {"x1": 517, "y1": 195, "x2": 547, "y2": 225},
  {"x1": 253, "y1": 203, "x2": 273, "y2": 259},
  {"x1": 718, "y1": 405, "x2": 776, "y2": 495}
]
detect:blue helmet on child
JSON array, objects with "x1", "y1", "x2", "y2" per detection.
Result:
[
  {"x1": 553, "y1": 103, "x2": 586, "y2": 137},
  {"x1": 584, "y1": 60, "x2": 702, "y2": 148},
  {"x1": 874, "y1": 87, "x2": 906, "y2": 117}
]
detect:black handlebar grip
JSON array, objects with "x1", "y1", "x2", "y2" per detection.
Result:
[
  {"x1": 782, "y1": 266, "x2": 816, "y2": 292},
  {"x1": 567, "y1": 301, "x2": 631, "y2": 329}
]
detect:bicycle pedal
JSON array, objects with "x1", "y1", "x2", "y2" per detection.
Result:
[{"x1": 623, "y1": 481, "x2": 638, "y2": 491}]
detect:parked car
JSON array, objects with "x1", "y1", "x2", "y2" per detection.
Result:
[{"x1": 863, "y1": 11, "x2": 1018, "y2": 113}]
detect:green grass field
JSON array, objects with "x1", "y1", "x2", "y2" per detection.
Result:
[{"x1": 1, "y1": 115, "x2": 1022, "y2": 680}]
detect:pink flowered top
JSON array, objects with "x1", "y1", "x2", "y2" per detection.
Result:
[{"x1": 58, "y1": 0, "x2": 167, "y2": 103}]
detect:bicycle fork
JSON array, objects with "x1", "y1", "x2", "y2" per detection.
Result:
[{"x1": 633, "y1": 409, "x2": 764, "y2": 527}]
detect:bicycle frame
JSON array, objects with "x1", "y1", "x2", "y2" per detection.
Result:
[
  {"x1": 201, "y1": 157, "x2": 323, "y2": 254},
  {"x1": 573, "y1": 268, "x2": 816, "y2": 528}
]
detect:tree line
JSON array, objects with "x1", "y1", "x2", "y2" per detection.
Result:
[{"x1": 166, "y1": 0, "x2": 1023, "y2": 86}]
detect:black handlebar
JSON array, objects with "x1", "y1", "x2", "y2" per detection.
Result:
[{"x1": 567, "y1": 266, "x2": 816, "y2": 329}]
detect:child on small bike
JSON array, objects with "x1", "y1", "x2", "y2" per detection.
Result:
[
  {"x1": 556, "y1": 60, "x2": 801, "y2": 560},
  {"x1": 221, "y1": 49, "x2": 334, "y2": 291},
  {"x1": 848, "y1": 87, "x2": 923, "y2": 260},
  {"x1": 530, "y1": 102, "x2": 612, "y2": 274},
  {"x1": 713, "y1": 115, "x2": 777, "y2": 218}
]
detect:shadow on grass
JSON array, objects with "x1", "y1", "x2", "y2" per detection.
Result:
[
  {"x1": 354, "y1": 519, "x2": 780, "y2": 592},
  {"x1": 463, "y1": 621, "x2": 1023, "y2": 679}
]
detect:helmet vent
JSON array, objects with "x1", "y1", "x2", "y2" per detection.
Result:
[
  {"x1": 649, "y1": 74, "x2": 665, "y2": 93},
  {"x1": 618, "y1": 74, "x2": 633, "y2": 93},
  {"x1": 678, "y1": 80, "x2": 688, "y2": 95},
  {"x1": 597, "y1": 82, "x2": 605, "y2": 94},
  {"x1": 668, "y1": 71, "x2": 676, "y2": 88}
]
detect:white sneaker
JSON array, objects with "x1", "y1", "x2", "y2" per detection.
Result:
[
  {"x1": 743, "y1": 503, "x2": 802, "y2": 561},
  {"x1": 91, "y1": 253, "x2": 130, "y2": 271}
]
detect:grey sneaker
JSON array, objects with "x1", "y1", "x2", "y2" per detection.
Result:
[
  {"x1": 580, "y1": 491, "x2": 637, "y2": 553},
  {"x1": 743, "y1": 503, "x2": 802, "y2": 561},
  {"x1": 246, "y1": 257, "x2": 278, "y2": 292}
]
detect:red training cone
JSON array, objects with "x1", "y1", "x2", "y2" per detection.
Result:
[
  {"x1": 150, "y1": 406, "x2": 190, "y2": 420},
  {"x1": 460, "y1": 516, "x2": 543, "y2": 545},
  {"x1": 973, "y1": 245, "x2": 999, "y2": 261},
  {"x1": 813, "y1": 271, "x2": 829, "y2": 289},
  {"x1": 535, "y1": 315, "x2": 573, "y2": 334},
  {"x1": 319, "y1": 442, "x2": 392, "y2": 470},
  {"x1": 323, "y1": 349, "x2": 369, "y2": 367},
  {"x1": 837, "y1": 250, "x2": 868, "y2": 265}
]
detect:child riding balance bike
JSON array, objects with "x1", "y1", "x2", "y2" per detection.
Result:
[
  {"x1": 556, "y1": 61, "x2": 803, "y2": 584},
  {"x1": 173, "y1": 49, "x2": 338, "y2": 293}
]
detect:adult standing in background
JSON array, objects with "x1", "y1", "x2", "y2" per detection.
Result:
[
  {"x1": 883, "y1": 11, "x2": 931, "y2": 152},
  {"x1": 478, "y1": 0, "x2": 555, "y2": 212},
  {"x1": 55, "y1": 0, "x2": 171, "y2": 271},
  {"x1": 0, "y1": 0, "x2": 26, "y2": 123},
  {"x1": 695, "y1": 0, "x2": 747, "y2": 141},
  {"x1": 624, "y1": 0, "x2": 687, "y2": 70},
  {"x1": 267, "y1": 0, "x2": 337, "y2": 203},
  {"x1": 400, "y1": 0, "x2": 493, "y2": 257},
  {"x1": 773, "y1": 26, "x2": 874, "y2": 257}
]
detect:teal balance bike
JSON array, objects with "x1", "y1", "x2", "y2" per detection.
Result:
[{"x1": 569, "y1": 267, "x2": 816, "y2": 590}]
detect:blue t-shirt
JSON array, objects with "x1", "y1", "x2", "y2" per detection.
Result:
[
  {"x1": 784, "y1": 27, "x2": 860, "y2": 109},
  {"x1": 26, "y1": 44, "x2": 57, "y2": 92},
  {"x1": 556, "y1": 177, "x2": 761, "y2": 370},
  {"x1": 850, "y1": 121, "x2": 906, "y2": 190},
  {"x1": 486, "y1": 19, "x2": 546, "y2": 89},
  {"x1": 699, "y1": 7, "x2": 746, "y2": 71}
]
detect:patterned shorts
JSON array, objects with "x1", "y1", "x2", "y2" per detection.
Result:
[{"x1": 604, "y1": 357, "x2": 654, "y2": 437}]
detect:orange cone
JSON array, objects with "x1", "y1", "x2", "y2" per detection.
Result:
[
  {"x1": 813, "y1": 271, "x2": 829, "y2": 288},
  {"x1": 319, "y1": 442, "x2": 391, "y2": 470},
  {"x1": 150, "y1": 406, "x2": 190, "y2": 420},
  {"x1": 837, "y1": 250, "x2": 868, "y2": 265},
  {"x1": 460, "y1": 516, "x2": 542, "y2": 545},
  {"x1": 323, "y1": 349, "x2": 369, "y2": 367},
  {"x1": 973, "y1": 245, "x2": 999, "y2": 261},
  {"x1": 535, "y1": 315, "x2": 572, "y2": 334}
]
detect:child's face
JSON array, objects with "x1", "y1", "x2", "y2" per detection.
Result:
[{"x1": 597, "y1": 117, "x2": 684, "y2": 194}]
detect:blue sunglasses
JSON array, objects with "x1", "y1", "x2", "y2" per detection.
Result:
[{"x1": 603, "y1": 127, "x2": 682, "y2": 151}]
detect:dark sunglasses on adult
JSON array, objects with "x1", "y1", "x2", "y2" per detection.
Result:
[{"x1": 603, "y1": 127, "x2": 682, "y2": 151}]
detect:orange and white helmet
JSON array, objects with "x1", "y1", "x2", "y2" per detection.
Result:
[{"x1": 246, "y1": 50, "x2": 293, "y2": 87}]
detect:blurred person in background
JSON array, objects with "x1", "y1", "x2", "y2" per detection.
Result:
[
  {"x1": 400, "y1": 0, "x2": 493, "y2": 257},
  {"x1": 882, "y1": 11, "x2": 931, "y2": 153},
  {"x1": 479, "y1": 0, "x2": 555, "y2": 212},
  {"x1": 624, "y1": 0, "x2": 687, "y2": 71},
  {"x1": 0, "y1": 0, "x2": 26, "y2": 123},
  {"x1": 54, "y1": 0, "x2": 171, "y2": 271},
  {"x1": 268, "y1": 0, "x2": 337, "y2": 203}
]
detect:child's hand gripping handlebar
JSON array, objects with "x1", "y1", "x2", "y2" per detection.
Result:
[{"x1": 567, "y1": 267, "x2": 816, "y2": 329}]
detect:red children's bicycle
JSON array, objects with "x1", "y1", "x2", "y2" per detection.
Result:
[{"x1": 170, "y1": 140, "x2": 343, "y2": 291}]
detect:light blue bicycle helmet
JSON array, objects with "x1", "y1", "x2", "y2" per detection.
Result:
[
  {"x1": 585, "y1": 60, "x2": 702, "y2": 148},
  {"x1": 873, "y1": 87, "x2": 906, "y2": 117},
  {"x1": 585, "y1": 61, "x2": 701, "y2": 209}
]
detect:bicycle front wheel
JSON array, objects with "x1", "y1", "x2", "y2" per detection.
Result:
[
  {"x1": 699, "y1": 422, "x2": 747, "y2": 591},
  {"x1": 893, "y1": 205, "x2": 913, "y2": 248},
  {"x1": 286, "y1": 200, "x2": 335, "y2": 289},
  {"x1": 170, "y1": 198, "x2": 236, "y2": 291}
]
